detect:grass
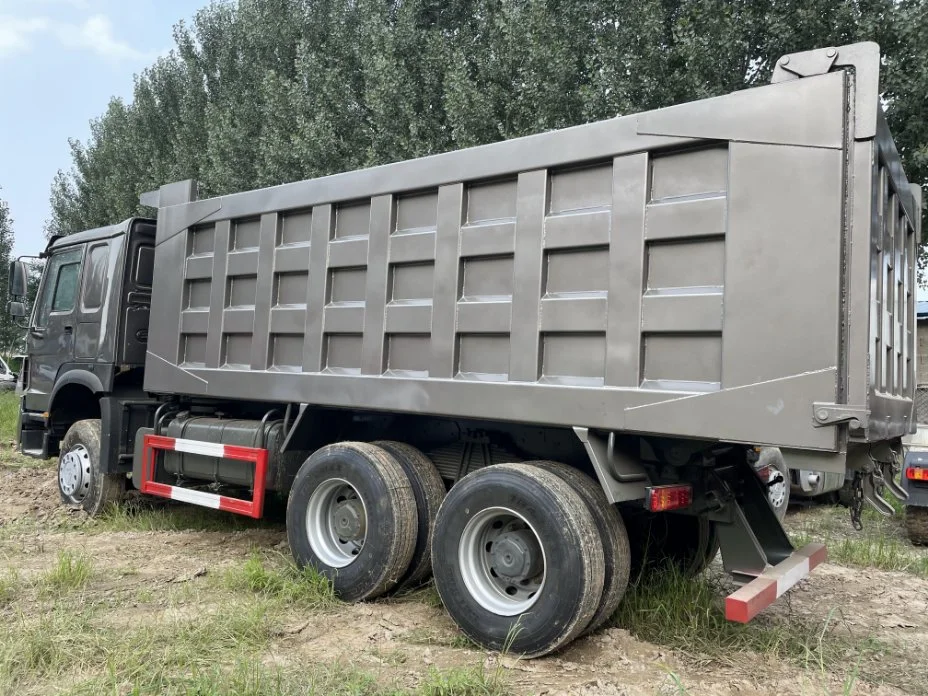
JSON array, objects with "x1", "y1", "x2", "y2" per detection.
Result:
[
  {"x1": 0, "y1": 391, "x2": 18, "y2": 445},
  {"x1": 0, "y1": 569, "x2": 19, "y2": 606},
  {"x1": 417, "y1": 666, "x2": 508, "y2": 696},
  {"x1": 786, "y1": 501, "x2": 928, "y2": 578},
  {"x1": 38, "y1": 550, "x2": 93, "y2": 595},
  {"x1": 222, "y1": 552, "x2": 337, "y2": 609},
  {"x1": 0, "y1": 599, "x2": 275, "y2": 695},
  {"x1": 0, "y1": 588, "x2": 507, "y2": 696},
  {"x1": 90, "y1": 498, "x2": 276, "y2": 534},
  {"x1": 614, "y1": 565, "x2": 879, "y2": 672},
  {"x1": 0, "y1": 391, "x2": 53, "y2": 470}
]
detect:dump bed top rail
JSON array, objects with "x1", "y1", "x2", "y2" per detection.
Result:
[{"x1": 143, "y1": 43, "x2": 920, "y2": 460}]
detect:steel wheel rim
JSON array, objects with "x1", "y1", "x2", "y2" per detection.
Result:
[
  {"x1": 767, "y1": 468, "x2": 787, "y2": 510},
  {"x1": 459, "y1": 506, "x2": 546, "y2": 616},
  {"x1": 306, "y1": 478, "x2": 367, "y2": 568},
  {"x1": 59, "y1": 445, "x2": 92, "y2": 502}
]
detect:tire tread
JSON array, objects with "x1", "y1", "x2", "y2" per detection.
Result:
[{"x1": 527, "y1": 461, "x2": 630, "y2": 635}]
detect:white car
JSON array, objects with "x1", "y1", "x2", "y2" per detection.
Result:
[{"x1": 0, "y1": 355, "x2": 18, "y2": 392}]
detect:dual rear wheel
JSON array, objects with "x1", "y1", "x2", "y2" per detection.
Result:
[{"x1": 286, "y1": 446, "x2": 632, "y2": 657}]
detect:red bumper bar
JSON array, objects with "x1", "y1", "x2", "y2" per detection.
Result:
[{"x1": 725, "y1": 543, "x2": 827, "y2": 622}]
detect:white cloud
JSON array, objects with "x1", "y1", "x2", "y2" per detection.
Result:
[
  {"x1": 0, "y1": 11, "x2": 150, "y2": 63},
  {"x1": 0, "y1": 16, "x2": 50, "y2": 58},
  {"x1": 55, "y1": 15, "x2": 150, "y2": 62},
  {"x1": 14, "y1": 0, "x2": 93, "y2": 8}
]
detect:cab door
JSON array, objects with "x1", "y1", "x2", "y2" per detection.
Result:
[{"x1": 24, "y1": 246, "x2": 84, "y2": 412}]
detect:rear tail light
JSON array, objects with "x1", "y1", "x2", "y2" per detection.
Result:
[
  {"x1": 646, "y1": 484, "x2": 693, "y2": 512},
  {"x1": 906, "y1": 467, "x2": 928, "y2": 481}
]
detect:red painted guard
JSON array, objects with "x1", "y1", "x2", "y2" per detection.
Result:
[{"x1": 140, "y1": 433, "x2": 268, "y2": 519}]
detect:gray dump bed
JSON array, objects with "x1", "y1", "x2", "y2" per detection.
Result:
[{"x1": 145, "y1": 43, "x2": 920, "y2": 465}]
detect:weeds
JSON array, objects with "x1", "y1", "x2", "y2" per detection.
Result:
[
  {"x1": 0, "y1": 569, "x2": 19, "y2": 606},
  {"x1": 0, "y1": 391, "x2": 18, "y2": 445},
  {"x1": 0, "y1": 599, "x2": 273, "y2": 694},
  {"x1": 38, "y1": 550, "x2": 92, "y2": 595},
  {"x1": 223, "y1": 552, "x2": 337, "y2": 609},
  {"x1": 92, "y1": 498, "x2": 269, "y2": 534},
  {"x1": 787, "y1": 503, "x2": 928, "y2": 578},
  {"x1": 417, "y1": 666, "x2": 508, "y2": 696},
  {"x1": 614, "y1": 565, "x2": 875, "y2": 670}
]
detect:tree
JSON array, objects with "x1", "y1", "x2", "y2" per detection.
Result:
[
  {"x1": 0, "y1": 191, "x2": 24, "y2": 357},
  {"x1": 46, "y1": 0, "x2": 928, "y2": 265}
]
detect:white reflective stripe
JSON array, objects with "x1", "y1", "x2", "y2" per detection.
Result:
[
  {"x1": 169, "y1": 486, "x2": 222, "y2": 509},
  {"x1": 775, "y1": 557, "x2": 810, "y2": 598},
  {"x1": 173, "y1": 439, "x2": 227, "y2": 457}
]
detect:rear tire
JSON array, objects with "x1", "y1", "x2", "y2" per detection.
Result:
[
  {"x1": 624, "y1": 510, "x2": 719, "y2": 579},
  {"x1": 58, "y1": 419, "x2": 125, "y2": 517},
  {"x1": 432, "y1": 463, "x2": 604, "y2": 657},
  {"x1": 528, "y1": 461, "x2": 630, "y2": 635},
  {"x1": 286, "y1": 442, "x2": 417, "y2": 601},
  {"x1": 905, "y1": 506, "x2": 928, "y2": 546},
  {"x1": 372, "y1": 440, "x2": 446, "y2": 592}
]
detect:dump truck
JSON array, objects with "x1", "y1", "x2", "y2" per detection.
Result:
[{"x1": 8, "y1": 42, "x2": 920, "y2": 657}]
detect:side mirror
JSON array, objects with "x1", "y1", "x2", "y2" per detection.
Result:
[
  {"x1": 8, "y1": 301, "x2": 26, "y2": 318},
  {"x1": 8, "y1": 260, "x2": 27, "y2": 298}
]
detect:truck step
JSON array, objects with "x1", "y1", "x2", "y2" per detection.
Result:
[
  {"x1": 139, "y1": 434, "x2": 268, "y2": 518},
  {"x1": 21, "y1": 448, "x2": 44, "y2": 458}
]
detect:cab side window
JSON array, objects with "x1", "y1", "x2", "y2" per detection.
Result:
[
  {"x1": 34, "y1": 248, "x2": 83, "y2": 328},
  {"x1": 80, "y1": 243, "x2": 109, "y2": 312}
]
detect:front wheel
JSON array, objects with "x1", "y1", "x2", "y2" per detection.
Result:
[{"x1": 58, "y1": 419, "x2": 125, "y2": 516}]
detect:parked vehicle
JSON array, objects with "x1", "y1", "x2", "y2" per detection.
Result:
[
  {"x1": 8, "y1": 43, "x2": 919, "y2": 657},
  {"x1": 903, "y1": 427, "x2": 928, "y2": 544},
  {"x1": 757, "y1": 448, "x2": 790, "y2": 520},
  {"x1": 0, "y1": 355, "x2": 18, "y2": 392}
]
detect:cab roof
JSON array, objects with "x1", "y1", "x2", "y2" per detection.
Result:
[{"x1": 44, "y1": 218, "x2": 155, "y2": 256}]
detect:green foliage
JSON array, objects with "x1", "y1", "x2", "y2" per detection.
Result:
[
  {"x1": 0, "y1": 390, "x2": 19, "y2": 443},
  {"x1": 47, "y1": 0, "x2": 928, "y2": 263},
  {"x1": 222, "y1": 551, "x2": 338, "y2": 609},
  {"x1": 38, "y1": 550, "x2": 93, "y2": 595},
  {"x1": 614, "y1": 565, "x2": 879, "y2": 672},
  {"x1": 0, "y1": 191, "x2": 24, "y2": 356}
]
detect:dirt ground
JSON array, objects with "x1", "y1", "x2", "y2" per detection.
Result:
[{"x1": 2, "y1": 457, "x2": 927, "y2": 696}]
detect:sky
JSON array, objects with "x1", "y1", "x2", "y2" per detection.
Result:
[{"x1": 0, "y1": 0, "x2": 202, "y2": 257}]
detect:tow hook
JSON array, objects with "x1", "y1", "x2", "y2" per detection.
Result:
[{"x1": 850, "y1": 448, "x2": 908, "y2": 530}]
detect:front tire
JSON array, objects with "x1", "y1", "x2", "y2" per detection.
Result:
[
  {"x1": 431, "y1": 463, "x2": 605, "y2": 657},
  {"x1": 58, "y1": 419, "x2": 125, "y2": 516},
  {"x1": 287, "y1": 442, "x2": 417, "y2": 602}
]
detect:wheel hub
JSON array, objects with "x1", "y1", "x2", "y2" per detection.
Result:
[
  {"x1": 768, "y1": 469, "x2": 787, "y2": 509},
  {"x1": 305, "y1": 478, "x2": 368, "y2": 568},
  {"x1": 490, "y1": 530, "x2": 541, "y2": 581},
  {"x1": 459, "y1": 507, "x2": 546, "y2": 616},
  {"x1": 59, "y1": 445, "x2": 92, "y2": 501},
  {"x1": 333, "y1": 499, "x2": 365, "y2": 542}
]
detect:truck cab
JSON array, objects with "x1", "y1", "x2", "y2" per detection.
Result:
[{"x1": 13, "y1": 218, "x2": 155, "y2": 460}]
